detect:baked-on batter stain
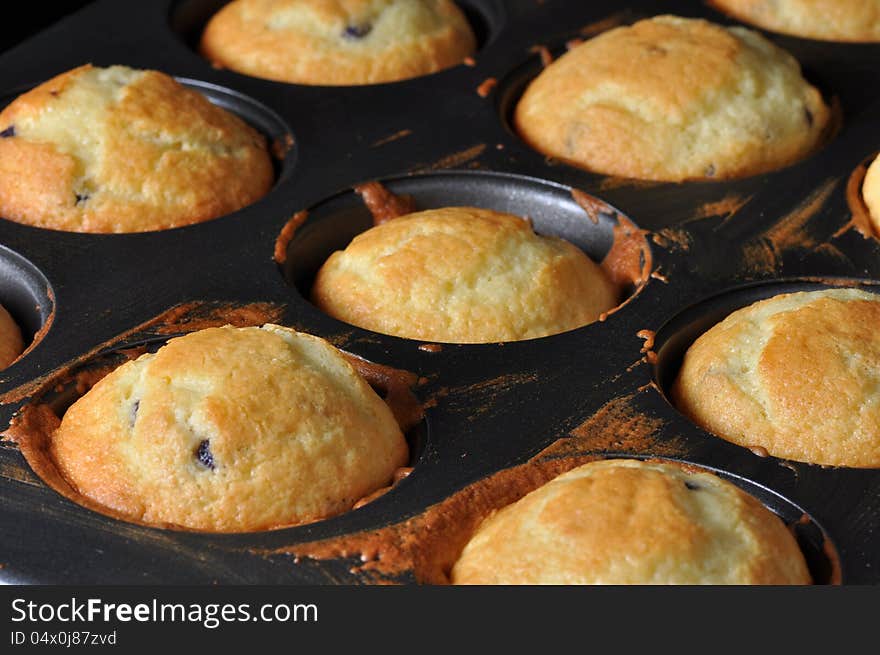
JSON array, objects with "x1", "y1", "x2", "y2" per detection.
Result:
[
  {"x1": 442, "y1": 373, "x2": 540, "y2": 422},
  {"x1": 571, "y1": 188, "x2": 606, "y2": 224},
  {"x1": 271, "y1": 133, "x2": 295, "y2": 160},
  {"x1": 691, "y1": 194, "x2": 752, "y2": 227},
  {"x1": 651, "y1": 227, "x2": 692, "y2": 252},
  {"x1": 569, "y1": 189, "x2": 652, "y2": 296},
  {"x1": 150, "y1": 302, "x2": 285, "y2": 335},
  {"x1": 543, "y1": 392, "x2": 681, "y2": 460},
  {"x1": 529, "y1": 44, "x2": 553, "y2": 67},
  {"x1": 354, "y1": 181, "x2": 417, "y2": 226},
  {"x1": 263, "y1": 428, "x2": 724, "y2": 584},
  {"x1": 636, "y1": 329, "x2": 654, "y2": 351},
  {"x1": 340, "y1": 352, "x2": 423, "y2": 434},
  {"x1": 579, "y1": 11, "x2": 633, "y2": 37},
  {"x1": 410, "y1": 144, "x2": 487, "y2": 174},
  {"x1": 838, "y1": 154, "x2": 879, "y2": 240},
  {"x1": 251, "y1": 394, "x2": 688, "y2": 583},
  {"x1": 636, "y1": 329, "x2": 657, "y2": 364},
  {"x1": 352, "y1": 467, "x2": 413, "y2": 510},
  {"x1": 273, "y1": 210, "x2": 309, "y2": 265},
  {"x1": 812, "y1": 242, "x2": 853, "y2": 266},
  {"x1": 476, "y1": 78, "x2": 497, "y2": 98},
  {"x1": 742, "y1": 178, "x2": 838, "y2": 273},
  {"x1": 372, "y1": 129, "x2": 413, "y2": 147},
  {"x1": 262, "y1": 455, "x2": 597, "y2": 584},
  {"x1": 650, "y1": 270, "x2": 669, "y2": 283},
  {"x1": 587, "y1": 204, "x2": 653, "y2": 321}
]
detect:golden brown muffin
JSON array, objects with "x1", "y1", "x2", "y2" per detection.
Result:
[
  {"x1": 0, "y1": 64, "x2": 273, "y2": 233},
  {"x1": 864, "y1": 154, "x2": 880, "y2": 232},
  {"x1": 0, "y1": 303, "x2": 23, "y2": 369},
  {"x1": 711, "y1": 0, "x2": 880, "y2": 42},
  {"x1": 51, "y1": 325, "x2": 408, "y2": 532},
  {"x1": 451, "y1": 459, "x2": 811, "y2": 585},
  {"x1": 673, "y1": 288, "x2": 880, "y2": 468},
  {"x1": 311, "y1": 207, "x2": 618, "y2": 343},
  {"x1": 514, "y1": 15, "x2": 830, "y2": 182},
  {"x1": 200, "y1": 0, "x2": 477, "y2": 85}
]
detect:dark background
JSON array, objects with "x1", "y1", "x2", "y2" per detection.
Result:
[{"x1": 0, "y1": 1, "x2": 94, "y2": 55}]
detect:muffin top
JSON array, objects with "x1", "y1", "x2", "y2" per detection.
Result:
[
  {"x1": 200, "y1": 0, "x2": 477, "y2": 85},
  {"x1": 514, "y1": 15, "x2": 830, "y2": 182},
  {"x1": 0, "y1": 64, "x2": 274, "y2": 233},
  {"x1": 51, "y1": 325, "x2": 408, "y2": 532},
  {"x1": 711, "y1": 0, "x2": 880, "y2": 42},
  {"x1": 451, "y1": 459, "x2": 811, "y2": 585},
  {"x1": 0, "y1": 303, "x2": 23, "y2": 369},
  {"x1": 311, "y1": 206, "x2": 618, "y2": 343},
  {"x1": 863, "y1": 154, "x2": 880, "y2": 234},
  {"x1": 673, "y1": 288, "x2": 880, "y2": 468}
]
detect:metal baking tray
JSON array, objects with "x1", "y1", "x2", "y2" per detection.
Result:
[{"x1": 0, "y1": 0, "x2": 877, "y2": 584}]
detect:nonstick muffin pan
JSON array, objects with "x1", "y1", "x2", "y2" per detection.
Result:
[{"x1": 0, "y1": 0, "x2": 878, "y2": 584}]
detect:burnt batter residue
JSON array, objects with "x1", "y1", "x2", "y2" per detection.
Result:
[
  {"x1": 742, "y1": 178, "x2": 839, "y2": 274},
  {"x1": 571, "y1": 189, "x2": 653, "y2": 321},
  {"x1": 256, "y1": 392, "x2": 688, "y2": 584},
  {"x1": 410, "y1": 144, "x2": 486, "y2": 174},
  {"x1": 372, "y1": 129, "x2": 413, "y2": 147},
  {"x1": 273, "y1": 210, "x2": 309, "y2": 265},
  {"x1": 354, "y1": 181, "x2": 417, "y2": 226},
  {"x1": 837, "y1": 156, "x2": 878, "y2": 240},
  {"x1": 476, "y1": 78, "x2": 498, "y2": 98},
  {"x1": 529, "y1": 45, "x2": 553, "y2": 67}
]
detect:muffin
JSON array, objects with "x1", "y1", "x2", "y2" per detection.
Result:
[
  {"x1": 311, "y1": 207, "x2": 618, "y2": 343},
  {"x1": 673, "y1": 288, "x2": 880, "y2": 468},
  {"x1": 51, "y1": 324, "x2": 409, "y2": 532},
  {"x1": 514, "y1": 15, "x2": 830, "y2": 182},
  {"x1": 864, "y1": 154, "x2": 880, "y2": 233},
  {"x1": 200, "y1": 0, "x2": 477, "y2": 85},
  {"x1": 0, "y1": 64, "x2": 273, "y2": 233},
  {"x1": 0, "y1": 303, "x2": 23, "y2": 369},
  {"x1": 711, "y1": 0, "x2": 880, "y2": 43},
  {"x1": 451, "y1": 459, "x2": 811, "y2": 585}
]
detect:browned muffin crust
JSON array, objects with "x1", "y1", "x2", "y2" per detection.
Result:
[
  {"x1": 451, "y1": 459, "x2": 812, "y2": 585},
  {"x1": 200, "y1": 0, "x2": 477, "y2": 85},
  {"x1": 0, "y1": 65, "x2": 273, "y2": 233},
  {"x1": 51, "y1": 325, "x2": 409, "y2": 532},
  {"x1": 514, "y1": 15, "x2": 830, "y2": 182},
  {"x1": 673, "y1": 288, "x2": 880, "y2": 467},
  {"x1": 711, "y1": 0, "x2": 880, "y2": 42}
]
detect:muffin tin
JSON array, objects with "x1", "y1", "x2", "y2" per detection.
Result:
[{"x1": 0, "y1": 0, "x2": 878, "y2": 584}]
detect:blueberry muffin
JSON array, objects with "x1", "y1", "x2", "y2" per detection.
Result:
[
  {"x1": 673, "y1": 288, "x2": 880, "y2": 468},
  {"x1": 51, "y1": 325, "x2": 409, "y2": 532},
  {"x1": 451, "y1": 459, "x2": 811, "y2": 585},
  {"x1": 514, "y1": 15, "x2": 830, "y2": 182},
  {"x1": 0, "y1": 64, "x2": 273, "y2": 233},
  {"x1": 311, "y1": 207, "x2": 618, "y2": 343},
  {"x1": 200, "y1": 0, "x2": 477, "y2": 85},
  {"x1": 711, "y1": 0, "x2": 880, "y2": 42},
  {"x1": 0, "y1": 303, "x2": 23, "y2": 369}
]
